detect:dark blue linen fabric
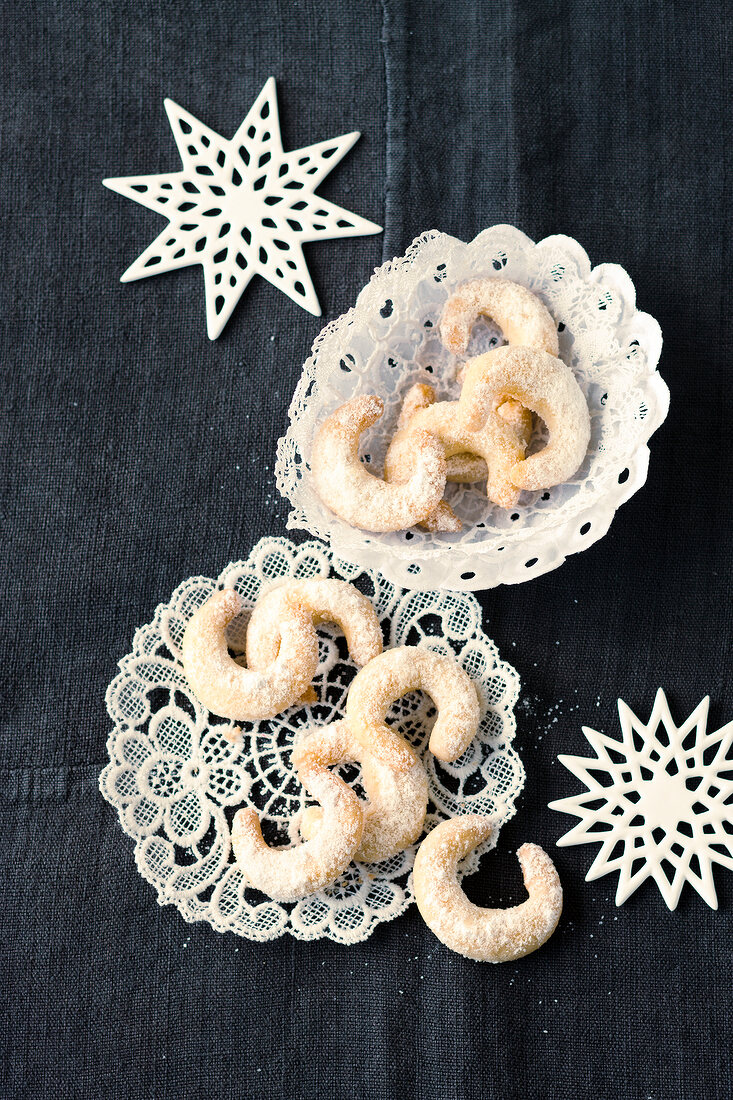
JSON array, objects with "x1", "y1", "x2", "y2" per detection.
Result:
[{"x1": 1, "y1": 1, "x2": 731, "y2": 1097}]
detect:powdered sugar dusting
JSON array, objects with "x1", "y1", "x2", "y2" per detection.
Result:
[
  {"x1": 440, "y1": 277, "x2": 559, "y2": 358},
  {"x1": 181, "y1": 589, "x2": 319, "y2": 720},
  {"x1": 385, "y1": 383, "x2": 531, "y2": 515},
  {"x1": 460, "y1": 346, "x2": 591, "y2": 490},
  {"x1": 231, "y1": 770, "x2": 364, "y2": 902},
  {"x1": 346, "y1": 645, "x2": 481, "y2": 769},
  {"x1": 311, "y1": 395, "x2": 447, "y2": 531},
  {"x1": 246, "y1": 578, "x2": 383, "y2": 671},
  {"x1": 295, "y1": 719, "x2": 429, "y2": 863},
  {"x1": 413, "y1": 816, "x2": 563, "y2": 962}
]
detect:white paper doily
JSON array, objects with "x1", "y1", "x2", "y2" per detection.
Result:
[
  {"x1": 99, "y1": 537, "x2": 524, "y2": 944},
  {"x1": 275, "y1": 226, "x2": 669, "y2": 590}
]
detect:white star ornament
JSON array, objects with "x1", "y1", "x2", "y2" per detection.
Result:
[
  {"x1": 549, "y1": 689, "x2": 733, "y2": 910},
  {"x1": 103, "y1": 78, "x2": 382, "y2": 338}
]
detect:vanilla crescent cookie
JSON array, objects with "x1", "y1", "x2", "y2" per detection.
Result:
[
  {"x1": 310, "y1": 394, "x2": 447, "y2": 532},
  {"x1": 385, "y1": 382, "x2": 533, "y2": 527},
  {"x1": 445, "y1": 452, "x2": 490, "y2": 484},
  {"x1": 459, "y1": 345, "x2": 591, "y2": 490},
  {"x1": 444, "y1": 398, "x2": 533, "y2": 484},
  {"x1": 294, "y1": 719, "x2": 429, "y2": 863},
  {"x1": 231, "y1": 761, "x2": 364, "y2": 902},
  {"x1": 246, "y1": 579, "x2": 383, "y2": 687},
  {"x1": 393, "y1": 382, "x2": 533, "y2": 488},
  {"x1": 412, "y1": 816, "x2": 563, "y2": 962},
  {"x1": 346, "y1": 645, "x2": 481, "y2": 772},
  {"x1": 440, "y1": 277, "x2": 559, "y2": 358},
  {"x1": 182, "y1": 589, "x2": 318, "y2": 721},
  {"x1": 394, "y1": 385, "x2": 490, "y2": 488}
]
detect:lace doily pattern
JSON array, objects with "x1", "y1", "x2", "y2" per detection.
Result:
[
  {"x1": 275, "y1": 226, "x2": 669, "y2": 590},
  {"x1": 100, "y1": 537, "x2": 524, "y2": 944}
]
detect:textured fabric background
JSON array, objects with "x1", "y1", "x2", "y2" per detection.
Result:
[{"x1": 1, "y1": 1, "x2": 731, "y2": 1097}]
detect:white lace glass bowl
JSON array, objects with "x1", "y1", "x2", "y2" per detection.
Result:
[
  {"x1": 99, "y1": 537, "x2": 524, "y2": 944},
  {"x1": 275, "y1": 226, "x2": 669, "y2": 591}
]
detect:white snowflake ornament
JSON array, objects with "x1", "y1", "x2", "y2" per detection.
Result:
[
  {"x1": 549, "y1": 689, "x2": 733, "y2": 909},
  {"x1": 103, "y1": 78, "x2": 382, "y2": 338}
]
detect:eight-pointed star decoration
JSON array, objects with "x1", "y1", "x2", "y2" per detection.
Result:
[
  {"x1": 549, "y1": 689, "x2": 733, "y2": 910},
  {"x1": 103, "y1": 78, "x2": 382, "y2": 338}
]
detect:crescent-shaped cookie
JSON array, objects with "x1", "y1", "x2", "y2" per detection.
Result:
[
  {"x1": 413, "y1": 816, "x2": 563, "y2": 962},
  {"x1": 182, "y1": 589, "x2": 318, "y2": 720},
  {"x1": 231, "y1": 763, "x2": 364, "y2": 902},
  {"x1": 440, "y1": 278, "x2": 559, "y2": 358},
  {"x1": 346, "y1": 645, "x2": 481, "y2": 772},
  {"x1": 311, "y1": 394, "x2": 447, "y2": 532},
  {"x1": 459, "y1": 345, "x2": 590, "y2": 490},
  {"x1": 294, "y1": 719, "x2": 428, "y2": 862}
]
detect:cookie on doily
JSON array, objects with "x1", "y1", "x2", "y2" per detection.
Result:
[
  {"x1": 276, "y1": 226, "x2": 668, "y2": 591},
  {"x1": 99, "y1": 537, "x2": 524, "y2": 944}
]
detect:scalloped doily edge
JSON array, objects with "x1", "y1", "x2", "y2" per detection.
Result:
[{"x1": 275, "y1": 226, "x2": 669, "y2": 591}]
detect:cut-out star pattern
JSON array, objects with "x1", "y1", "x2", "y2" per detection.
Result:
[
  {"x1": 103, "y1": 78, "x2": 382, "y2": 338},
  {"x1": 549, "y1": 689, "x2": 733, "y2": 909}
]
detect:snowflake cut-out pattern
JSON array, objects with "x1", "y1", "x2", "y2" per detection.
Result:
[
  {"x1": 549, "y1": 689, "x2": 733, "y2": 909},
  {"x1": 103, "y1": 78, "x2": 382, "y2": 337}
]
